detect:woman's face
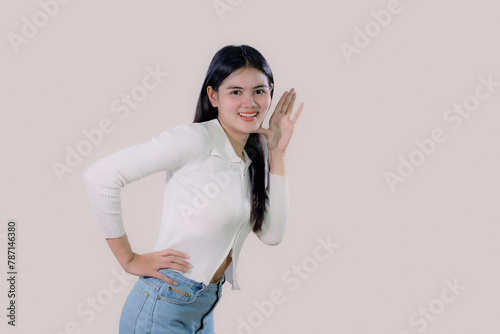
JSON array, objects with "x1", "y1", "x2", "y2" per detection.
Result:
[{"x1": 208, "y1": 66, "x2": 273, "y2": 134}]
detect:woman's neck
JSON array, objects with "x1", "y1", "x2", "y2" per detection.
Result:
[{"x1": 217, "y1": 118, "x2": 248, "y2": 161}]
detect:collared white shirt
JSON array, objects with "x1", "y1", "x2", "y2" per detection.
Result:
[{"x1": 83, "y1": 118, "x2": 289, "y2": 289}]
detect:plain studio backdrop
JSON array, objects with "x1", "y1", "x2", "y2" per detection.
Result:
[{"x1": 1, "y1": 0, "x2": 499, "y2": 333}]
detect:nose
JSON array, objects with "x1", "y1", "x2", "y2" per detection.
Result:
[{"x1": 241, "y1": 92, "x2": 256, "y2": 108}]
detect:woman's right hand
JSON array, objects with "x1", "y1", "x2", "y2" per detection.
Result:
[{"x1": 122, "y1": 249, "x2": 192, "y2": 286}]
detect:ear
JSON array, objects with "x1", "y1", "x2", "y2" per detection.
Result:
[
  {"x1": 269, "y1": 83, "x2": 274, "y2": 93},
  {"x1": 207, "y1": 86, "x2": 218, "y2": 108}
]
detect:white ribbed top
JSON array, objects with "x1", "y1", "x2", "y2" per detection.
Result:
[{"x1": 83, "y1": 118, "x2": 289, "y2": 290}]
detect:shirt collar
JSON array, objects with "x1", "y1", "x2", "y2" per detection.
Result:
[{"x1": 206, "y1": 118, "x2": 253, "y2": 169}]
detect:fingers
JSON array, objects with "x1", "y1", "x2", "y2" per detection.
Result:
[
  {"x1": 274, "y1": 91, "x2": 289, "y2": 115},
  {"x1": 291, "y1": 102, "x2": 304, "y2": 124},
  {"x1": 163, "y1": 260, "x2": 192, "y2": 273},
  {"x1": 281, "y1": 88, "x2": 296, "y2": 115},
  {"x1": 126, "y1": 251, "x2": 193, "y2": 286},
  {"x1": 273, "y1": 89, "x2": 303, "y2": 121},
  {"x1": 164, "y1": 257, "x2": 192, "y2": 271},
  {"x1": 160, "y1": 248, "x2": 190, "y2": 259},
  {"x1": 153, "y1": 272, "x2": 179, "y2": 286},
  {"x1": 150, "y1": 253, "x2": 188, "y2": 285},
  {"x1": 159, "y1": 249, "x2": 192, "y2": 271}
]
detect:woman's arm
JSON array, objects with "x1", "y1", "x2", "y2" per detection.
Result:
[
  {"x1": 106, "y1": 234, "x2": 191, "y2": 286},
  {"x1": 268, "y1": 149, "x2": 286, "y2": 176},
  {"x1": 83, "y1": 122, "x2": 208, "y2": 283},
  {"x1": 253, "y1": 150, "x2": 290, "y2": 245},
  {"x1": 253, "y1": 88, "x2": 303, "y2": 245},
  {"x1": 83, "y1": 123, "x2": 209, "y2": 238}
]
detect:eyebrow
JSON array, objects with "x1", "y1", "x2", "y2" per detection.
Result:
[{"x1": 226, "y1": 84, "x2": 269, "y2": 90}]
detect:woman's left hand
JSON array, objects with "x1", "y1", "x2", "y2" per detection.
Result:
[{"x1": 255, "y1": 88, "x2": 304, "y2": 152}]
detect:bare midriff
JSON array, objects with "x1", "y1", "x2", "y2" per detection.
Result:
[{"x1": 210, "y1": 251, "x2": 232, "y2": 284}]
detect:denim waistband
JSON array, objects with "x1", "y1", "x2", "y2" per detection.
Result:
[{"x1": 141, "y1": 269, "x2": 225, "y2": 293}]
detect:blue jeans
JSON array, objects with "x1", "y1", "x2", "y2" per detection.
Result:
[{"x1": 119, "y1": 269, "x2": 225, "y2": 333}]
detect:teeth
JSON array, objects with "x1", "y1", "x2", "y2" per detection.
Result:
[{"x1": 238, "y1": 112, "x2": 257, "y2": 118}]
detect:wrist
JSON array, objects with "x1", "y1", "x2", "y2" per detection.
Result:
[
  {"x1": 121, "y1": 252, "x2": 138, "y2": 272},
  {"x1": 268, "y1": 149, "x2": 286, "y2": 175},
  {"x1": 269, "y1": 149, "x2": 286, "y2": 158}
]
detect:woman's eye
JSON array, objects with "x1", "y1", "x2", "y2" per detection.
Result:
[
  {"x1": 230, "y1": 90, "x2": 241, "y2": 95},
  {"x1": 255, "y1": 89, "x2": 266, "y2": 94}
]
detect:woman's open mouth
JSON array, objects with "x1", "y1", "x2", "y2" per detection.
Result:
[{"x1": 238, "y1": 112, "x2": 258, "y2": 121}]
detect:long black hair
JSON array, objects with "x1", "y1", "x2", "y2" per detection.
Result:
[{"x1": 193, "y1": 45, "x2": 274, "y2": 233}]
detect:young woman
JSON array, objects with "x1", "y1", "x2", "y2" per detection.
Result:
[{"x1": 83, "y1": 44, "x2": 303, "y2": 333}]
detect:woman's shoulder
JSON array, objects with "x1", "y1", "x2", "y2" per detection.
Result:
[
  {"x1": 173, "y1": 119, "x2": 223, "y2": 143},
  {"x1": 197, "y1": 118, "x2": 220, "y2": 132},
  {"x1": 161, "y1": 120, "x2": 219, "y2": 169},
  {"x1": 159, "y1": 119, "x2": 222, "y2": 154},
  {"x1": 168, "y1": 120, "x2": 211, "y2": 140},
  {"x1": 165, "y1": 120, "x2": 214, "y2": 146},
  {"x1": 170, "y1": 119, "x2": 217, "y2": 133}
]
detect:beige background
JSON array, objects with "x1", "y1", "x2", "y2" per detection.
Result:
[{"x1": 1, "y1": 0, "x2": 499, "y2": 333}]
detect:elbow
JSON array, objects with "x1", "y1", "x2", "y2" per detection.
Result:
[
  {"x1": 259, "y1": 226, "x2": 287, "y2": 246},
  {"x1": 82, "y1": 164, "x2": 102, "y2": 188},
  {"x1": 257, "y1": 215, "x2": 288, "y2": 246},
  {"x1": 264, "y1": 236, "x2": 284, "y2": 246},
  {"x1": 82, "y1": 163, "x2": 123, "y2": 189}
]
